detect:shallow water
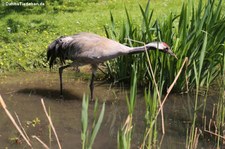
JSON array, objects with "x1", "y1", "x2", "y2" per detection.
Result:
[{"x1": 0, "y1": 71, "x2": 216, "y2": 148}]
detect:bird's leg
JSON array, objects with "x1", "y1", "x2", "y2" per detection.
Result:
[
  {"x1": 90, "y1": 64, "x2": 98, "y2": 101},
  {"x1": 90, "y1": 72, "x2": 95, "y2": 101},
  {"x1": 59, "y1": 65, "x2": 70, "y2": 97}
]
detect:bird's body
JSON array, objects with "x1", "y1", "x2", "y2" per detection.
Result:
[
  {"x1": 47, "y1": 32, "x2": 177, "y2": 101},
  {"x1": 48, "y1": 33, "x2": 130, "y2": 66}
]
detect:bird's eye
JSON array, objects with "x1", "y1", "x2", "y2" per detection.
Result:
[{"x1": 165, "y1": 48, "x2": 168, "y2": 51}]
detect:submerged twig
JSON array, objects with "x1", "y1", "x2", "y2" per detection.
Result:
[
  {"x1": 156, "y1": 57, "x2": 188, "y2": 118},
  {"x1": 158, "y1": 134, "x2": 165, "y2": 148},
  {"x1": 41, "y1": 99, "x2": 62, "y2": 149},
  {"x1": 0, "y1": 95, "x2": 32, "y2": 148},
  {"x1": 32, "y1": 135, "x2": 50, "y2": 149},
  {"x1": 204, "y1": 129, "x2": 225, "y2": 140},
  {"x1": 14, "y1": 112, "x2": 31, "y2": 141}
]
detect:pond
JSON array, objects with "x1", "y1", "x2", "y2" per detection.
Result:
[{"x1": 0, "y1": 70, "x2": 215, "y2": 148}]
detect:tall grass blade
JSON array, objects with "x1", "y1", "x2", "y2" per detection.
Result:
[
  {"x1": 198, "y1": 32, "x2": 208, "y2": 80},
  {"x1": 81, "y1": 94, "x2": 105, "y2": 149},
  {"x1": 89, "y1": 102, "x2": 105, "y2": 148},
  {"x1": 81, "y1": 94, "x2": 89, "y2": 149}
]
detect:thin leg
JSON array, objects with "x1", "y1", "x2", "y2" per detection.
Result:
[
  {"x1": 59, "y1": 65, "x2": 70, "y2": 97},
  {"x1": 90, "y1": 72, "x2": 95, "y2": 101},
  {"x1": 89, "y1": 64, "x2": 98, "y2": 101}
]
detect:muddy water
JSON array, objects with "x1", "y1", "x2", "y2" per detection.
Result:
[{"x1": 0, "y1": 71, "x2": 214, "y2": 148}]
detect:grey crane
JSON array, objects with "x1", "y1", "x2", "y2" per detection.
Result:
[{"x1": 47, "y1": 32, "x2": 177, "y2": 101}]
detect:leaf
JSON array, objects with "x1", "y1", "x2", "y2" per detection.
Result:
[
  {"x1": 199, "y1": 31, "x2": 208, "y2": 78},
  {"x1": 88, "y1": 102, "x2": 105, "y2": 148}
]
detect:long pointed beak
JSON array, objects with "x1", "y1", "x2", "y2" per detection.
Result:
[
  {"x1": 171, "y1": 53, "x2": 178, "y2": 60},
  {"x1": 168, "y1": 49, "x2": 178, "y2": 60}
]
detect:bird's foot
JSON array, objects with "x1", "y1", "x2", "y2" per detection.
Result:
[
  {"x1": 59, "y1": 94, "x2": 64, "y2": 100},
  {"x1": 90, "y1": 97, "x2": 95, "y2": 102}
]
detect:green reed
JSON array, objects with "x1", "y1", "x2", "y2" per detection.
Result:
[
  {"x1": 104, "y1": 0, "x2": 225, "y2": 147},
  {"x1": 81, "y1": 94, "x2": 105, "y2": 149},
  {"x1": 186, "y1": 32, "x2": 208, "y2": 148},
  {"x1": 117, "y1": 64, "x2": 137, "y2": 149},
  {"x1": 214, "y1": 46, "x2": 225, "y2": 148},
  {"x1": 141, "y1": 88, "x2": 158, "y2": 148},
  {"x1": 105, "y1": 0, "x2": 225, "y2": 93}
]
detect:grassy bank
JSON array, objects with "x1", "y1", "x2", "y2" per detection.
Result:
[{"x1": 0, "y1": 0, "x2": 185, "y2": 72}]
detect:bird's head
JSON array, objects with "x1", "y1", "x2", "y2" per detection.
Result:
[{"x1": 145, "y1": 42, "x2": 178, "y2": 59}]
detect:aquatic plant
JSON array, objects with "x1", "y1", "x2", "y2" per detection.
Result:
[
  {"x1": 141, "y1": 88, "x2": 158, "y2": 148},
  {"x1": 105, "y1": 1, "x2": 225, "y2": 145},
  {"x1": 186, "y1": 33, "x2": 208, "y2": 148},
  {"x1": 105, "y1": 0, "x2": 225, "y2": 94},
  {"x1": 81, "y1": 94, "x2": 105, "y2": 149},
  {"x1": 211, "y1": 46, "x2": 225, "y2": 148},
  {"x1": 117, "y1": 64, "x2": 137, "y2": 149}
]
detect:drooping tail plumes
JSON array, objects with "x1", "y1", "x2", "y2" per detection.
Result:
[{"x1": 47, "y1": 36, "x2": 66, "y2": 68}]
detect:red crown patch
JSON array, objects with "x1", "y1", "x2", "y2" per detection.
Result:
[{"x1": 162, "y1": 42, "x2": 169, "y2": 48}]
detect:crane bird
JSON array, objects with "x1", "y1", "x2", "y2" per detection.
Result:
[{"x1": 47, "y1": 32, "x2": 177, "y2": 101}]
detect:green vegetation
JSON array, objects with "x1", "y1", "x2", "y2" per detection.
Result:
[
  {"x1": 104, "y1": 0, "x2": 225, "y2": 148},
  {"x1": 1, "y1": 0, "x2": 225, "y2": 148},
  {"x1": 0, "y1": 0, "x2": 145, "y2": 72},
  {"x1": 117, "y1": 64, "x2": 137, "y2": 149},
  {"x1": 0, "y1": 0, "x2": 187, "y2": 72},
  {"x1": 81, "y1": 94, "x2": 105, "y2": 149},
  {"x1": 105, "y1": 0, "x2": 225, "y2": 93}
]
